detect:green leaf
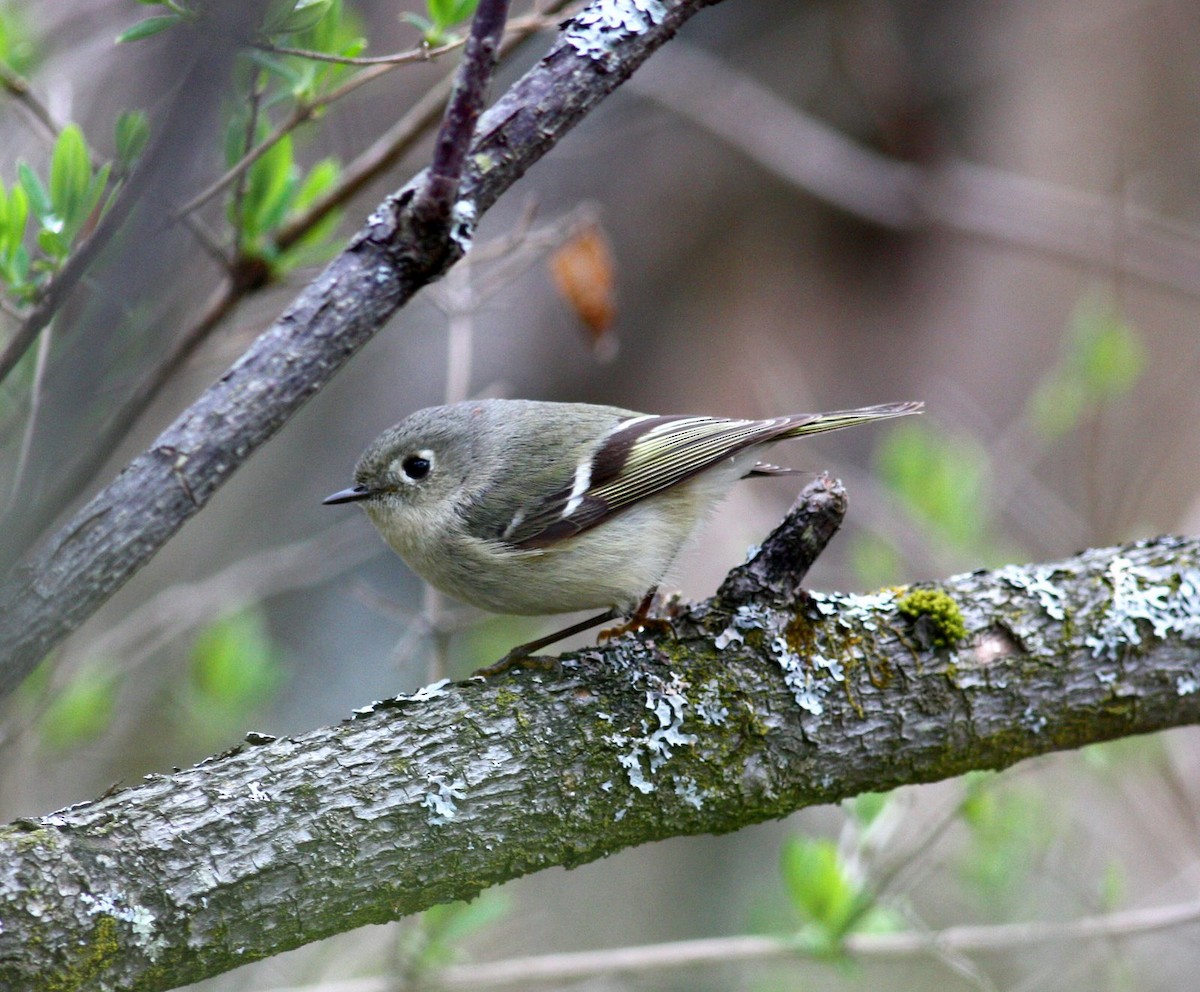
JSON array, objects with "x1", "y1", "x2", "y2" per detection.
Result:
[
  {"x1": 190, "y1": 609, "x2": 283, "y2": 709},
  {"x1": 780, "y1": 837, "x2": 869, "y2": 946},
  {"x1": 847, "y1": 791, "x2": 890, "y2": 827},
  {"x1": 957, "y1": 774, "x2": 1044, "y2": 902},
  {"x1": 263, "y1": 0, "x2": 332, "y2": 36},
  {"x1": 1069, "y1": 297, "x2": 1144, "y2": 398},
  {"x1": 428, "y1": 0, "x2": 478, "y2": 29},
  {"x1": 17, "y1": 161, "x2": 51, "y2": 222},
  {"x1": 242, "y1": 133, "x2": 297, "y2": 241},
  {"x1": 274, "y1": 158, "x2": 342, "y2": 273},
  {"x1": 0, "y1": 4, "x2": 38, "y2": 75},
  {"x1": 115, "y1": 110, "x2": 151, "y2": 169},
  {"x1": 3, "y1": 244, "x2": 30, "y2": 293},
  {"x1": 117, "y1": 13, "x2": 182, "y2": 43},
  {"x1": 1028, "y1": 293, "x2": 1145, "y2": 439},
  {"x1": 49, "y1": 124, "x2": 91, "y2": 231},
  {"x1": 39, "y1": 667, "x2": 118, "y2": 751},
  {"x1": 418, "y1": 895, "x2": 510, "y2": 967},
  {"x1": 1028, "y1": 372, "x2": 1085, "y2": 440},
  {"x1": 37, "y1": 225, "x2": 68, "y2": 261},
  {"x1": 77, "y1": 162, "x2": 112, "y2": 238},
  {"x1": 4, "y1": 182, "x2": 29, "y2": 260}
]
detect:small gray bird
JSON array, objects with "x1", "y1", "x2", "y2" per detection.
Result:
[{"x1": 325, "y1": 398, "x2": 921, "y2": 669}]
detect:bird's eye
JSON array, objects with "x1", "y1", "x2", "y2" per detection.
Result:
[{"x1": 401, "y1": 453, "x2": 432, "y2": 481}]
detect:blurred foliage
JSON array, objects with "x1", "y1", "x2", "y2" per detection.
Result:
[
  {"x1": 0, "y1": 2, "x2": 36, "y2": 74},
  {"x1": 184, "y1": 608, "x2": 285, "y2": 743},
  {"x1": 956, "y1": 771, "x2": 1046, "y2": 908},
  {"x1": 779, "y1": 836, "x2": 900, "y2": 954},
  {"x1": 118, "y1": 0, "x2": 339, "y2": 45},
  {"x1": 402, "y1": 0, "x2": 480, "y2": 47},
  {"x1": 114, "y1": 109, "x2": 150, "y2": 174},
  {"x1": 396, "y1": 893, "x2": 511, "y2": 980},
  {"x1": 1030, "y1": 293, "x2": 1145, "y2": 439},
  {"x1": 16, "y1": 656, "x2": 121, "y2": 752},
  {"x1": 876, "y1": 421, "x2": 991, "y2": 554},
  {"x1": 0, "y1": 125, "x2": 114, "y2": 303},
  {"x1": 0, "y1": 0, "x2": 357, "y2": 307},
  {"x1": 846, "y1": 790, "x2": 890, "y2": 828},
  {"x1": 853, "y1": 287, "x2": 1147, "y2": 588},
  {"x1": 256, "y1": 0, "x2": 365, "y2": 99},
  {"x1": 229, "y1": 126, "x2": 343, "y2": 274},
  {"x1": 36, "y1": 665, "x2": 119, "y2": 751}
]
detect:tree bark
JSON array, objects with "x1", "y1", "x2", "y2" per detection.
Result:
[{"x1": 2, "y1": 478, "x2": 1199, "y2": 991}]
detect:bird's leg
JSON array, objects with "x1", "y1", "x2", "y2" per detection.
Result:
[
  {"x1": 598, "y1": 587, "x2": 674, "y2": 643},
  {"x1": 473, "y1": 608, "x2": 619, "y2": 678}
]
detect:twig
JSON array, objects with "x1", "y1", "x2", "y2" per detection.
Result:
[
  {"x1": 718, "y1": 474, "x2": 847, "y2": 604},
  {"x1": 4, "y1": 320, "x2": 51, "y2": 512},
  {"x1": 418, "y1": 898, "x2": 1200, "y2": 989},
  {"x1": 630, "y1": 41, "x2": 1200, "y2": 301},
  {"x1": 9, "y1": 282, "x2": 242, "y2": 549},
  {"x1": 416, "y1": 0, "x2": 512, "y2": 226},
  {"x1": 257, "y1": 37, "x2": 465, "y2": 67},
  {"x1": 0, "y1": 61, "x2": 59, "y2": 143},
  {"x1": 231, "y1": 70, "x2": 268, "y2": 255},
  {"x1": 175, "y1": 8, "x2": 562, "y2": 224},
  {"x1": 273, "y1": 5, "x2": 574, "y2": 253},
  {"x1": 0, "y1": 517, "x2": 380, "y2": 754}
]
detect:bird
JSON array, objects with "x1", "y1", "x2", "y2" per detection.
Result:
[{"x1": 324, "y1": 398, "x2": 922, "y2": 672}]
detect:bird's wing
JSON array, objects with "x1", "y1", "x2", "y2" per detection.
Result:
[
  {"x1": 498, "y1": 402, "x2": 921, "y2": 550},
  {"x1": 498, "y1": 414, "x2": 798, "y2": 549}
]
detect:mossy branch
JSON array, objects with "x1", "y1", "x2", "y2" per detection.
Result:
[{"x1": 2, "y1": 478, "x2": 1199, "y2": 991}]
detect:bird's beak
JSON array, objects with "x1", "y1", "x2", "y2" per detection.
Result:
[{"x1": 322, "y1": 484, "x2": 373, "y2": 505}]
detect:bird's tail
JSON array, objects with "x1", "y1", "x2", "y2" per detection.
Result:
[{"x1": 777, "y1": 400, "x2": 923, "y2": 439}]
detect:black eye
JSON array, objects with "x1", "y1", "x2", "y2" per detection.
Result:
[{"x1": 402, "y1": 454, "x2": 431, "y2": 480}]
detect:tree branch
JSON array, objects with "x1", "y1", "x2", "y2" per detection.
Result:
[
  {"x1": 0, "y1": 0, "x2": 722, "y2": 696},
  {"x1": 2, "y1": 480, "x2": 1199, "y2": 990}
]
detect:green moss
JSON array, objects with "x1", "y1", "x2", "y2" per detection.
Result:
[
  {"x1": 897, "y1": 588, "x2": 967, "y2": 649},
  {"x1": 44, "y1": 914, "x2": 120, "y2": 992}
]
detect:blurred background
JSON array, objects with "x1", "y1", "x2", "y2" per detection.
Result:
[{"x1": 2, "y1": 0, "x2": 1200, "y2": 989}]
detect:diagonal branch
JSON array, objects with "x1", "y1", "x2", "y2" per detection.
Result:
[
  {"x1": 0, "y1": 0, "x2": 724, "y2": 696},
  {"x1": 1, "y1": 486, "x2": 1199, "y2": 991}
]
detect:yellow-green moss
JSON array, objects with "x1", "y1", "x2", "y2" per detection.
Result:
[
  {"x1": 44, "y1": 914, "x2": 120, "y2": 992},
  {"x1": 897, "y1": 588, "x2": 967, "y2": 648}
]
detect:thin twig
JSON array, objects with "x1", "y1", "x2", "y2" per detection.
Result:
[
  {"x1": 256, "y1": 36, "x2": 464, "y2": 67},
  {"x1": 251, "y1": 898, "x2": 1200, "y2": 992},
  {"x1": 630, "y1": 41, "x2": 1200, "y2": 301},
  {"x1": 0, "y1": 61, "x2": 59, "y2": 143},
  {"x1": 8, "y1": 282, "x2": 242, "y2": 553},
  {"x1": 5, "y1": 321, "x2": 51, "y2": 511},
  {"x1": 273, "y1": 5, "x2": 573, "y2": 251},
  {"x1": 416, "y1": 0, "x2": 511, "y2": 226},
  {"x1": 175, "y1": 8, "x2": 561, "y2": 225},
  {"x1": 0, "y1": 517, "x2": 380, "y2": 755}
]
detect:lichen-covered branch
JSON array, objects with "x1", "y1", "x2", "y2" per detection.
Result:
[
  {"x1": 0, "y1": 0, "x2": 723, "y2": 697},
  {"x1": 2, "y1": 489, "x2": 1200, "y2": 991}
]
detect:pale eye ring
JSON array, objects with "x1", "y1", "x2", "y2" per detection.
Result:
[{"x1": 400, "y1": 449, "x2": 434, "y2": 482}]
